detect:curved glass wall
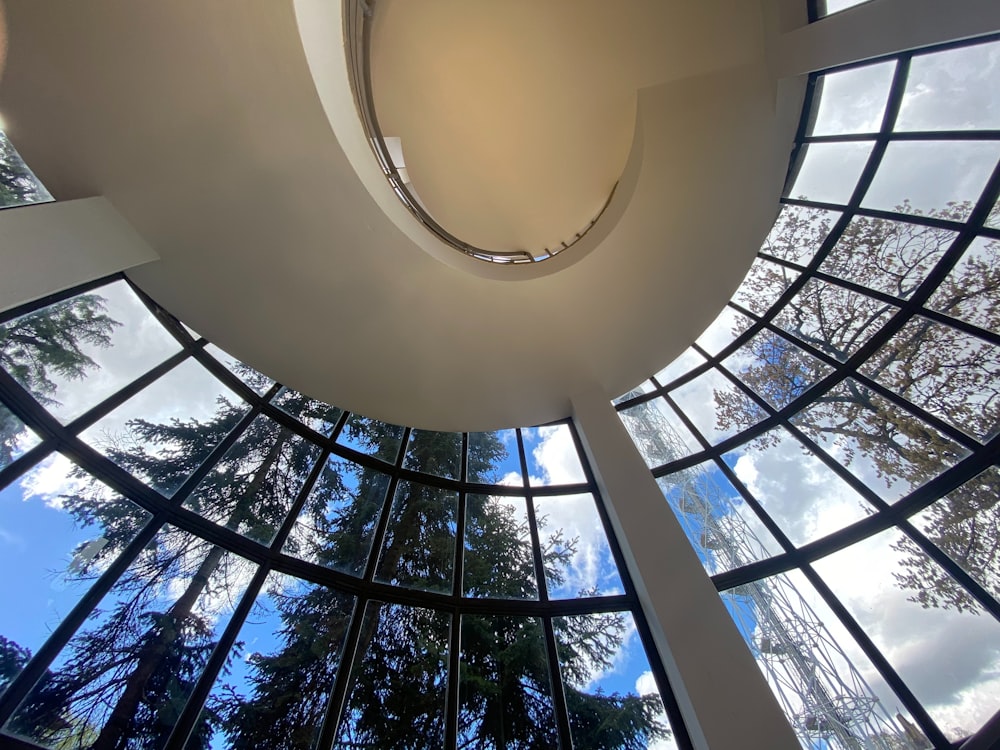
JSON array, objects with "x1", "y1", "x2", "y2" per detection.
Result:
[
  {"x1": 0, "y1": 278, "x2": 688, "y2": 749},
  {"x1": 616, "y1": 35, "x2": 1000, "y2": 749}
]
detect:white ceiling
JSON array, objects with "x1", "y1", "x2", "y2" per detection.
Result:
[{"x1": 0, "y1": 0, "x2": 805, "y2": 431}]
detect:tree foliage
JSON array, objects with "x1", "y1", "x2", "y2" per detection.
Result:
[{"x1": 0, "y1": 130, "x2": 50, "y2": 208}]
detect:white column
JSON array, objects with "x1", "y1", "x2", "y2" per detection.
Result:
[
  {"x1": 571, "y1": 388, "x2": 799, "y2": 750},
  {"x1": 0, "y1": 197, "x2": 158, "y2": 313}
]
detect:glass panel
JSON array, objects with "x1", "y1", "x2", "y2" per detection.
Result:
[
  {"x1": 723, "y1": 330, "x2": 834, "y2": 411},
  {"x1": 374, "y1": 480, "x2": 457, "y2": 594},
  {"x1": 203, "y1": 343, "x2": 274, "y2": 395},
  {"x1": 0, "y1": 402, "x2": 40, "y2": 471},
  {"x1": 658, "y1": 461, "x2": 784, "y2": 576},
  {"x1": 284, "y1": 457, "x2": 390, "y2": 578},
  {"x1": 896, "y1": 40, "x2": 1000, "y2": 132},
  {"x1": 861, "y1": 316, "x2": 1000, "y2": 442},
  {"x1": 814, "y1": 528, "x2": 1000, "y2": 741},
  {"x1": 725, "y1": 427, "x2": 872, "y2": 547},
  {"x1": 693, "y1": 305, "x2": 754, "y2": 356},
  {"x1": 822, "y1": 216, "x2": 957, "y2": 300},
  {"x1": 774, "y1": 278, "x2": 897, "y2": 361},
  {"x1": 926, "y1": 235, "x2": 1000, "y2": 336},
  {"x1": 820, "y1": 0, "x2": 870, "y2": 16},
  {"x1": 333, "y1": 602, "x2": 449, "y2": 749},
  {"x1": 732, "y1": 258, "x2": 800, "y2": 317},
  {"x1": 0, "y1": 455, "x2": 152, "y2": 694},
  {"x1": 522, "y1": 424, "x2": 586, "y2": 486},
  {"x1": 653, "y1": 346, "x2": 706, "y2": 387},
  {"x1": 612, "y1": 379, "x2": 657, "y2": 405},
  {"x1": 671, "y1": 367, "x2": 766, "y2": 445},
  {"x1": 908, "y1": 467, "x2": 1000, "y2": 609},
  {"x1": 721, "y1": 568, "x2": 931, "y2": 749},
  {"x1": 77, "y1": 357, "x2": 244, "y2": 497},
  {"x1": 459, "y1": 615, "x2": 557, "y2": 748},
  {"x1": 556, "y1": 612, "x2": 676, "y2": 750},
  {"x1": 5, "y1": 524, "x2": 253, "y2": 749},
  {"x1": 792, "y1": 379, "x2": 970, "y2": 503},
  {"x1": 182, "y1": 415, "x2": 322, "y2": 546},
  {"x1": 403, "y1": 429, "x2": 461, "y2": 480},
  {"x1": 788, "y1": 142, "x2": 875, "y2": 206},
  {"x1": 336, "y1": 413, "x2": 405, "y2": 463},
  {"x1": 468, "y1": 429, "x2": 521, "y2": 485},
  {"x1": 987, "y1": 199, "x2": 1000, "y2": 230},
  {"x1": 0, "y1": 281, "x2": 181, "y2": 423},
  {"x1": 862, "y1": 141, "x2": 1000, "y2": 221},
  {"x1": 0, "y1": 129, "x2": 53, "y2": 208},
  {"x1": 198, "y1": 572, "x2": 354, "y2": 749},
  {"x1": 535, "y1": 493, "x2": 623, "y2": 599},
  {"x1": 620, "y1": 397, "x2": 700, "y2": 467},
  {"x1": 464, "y1": 495, "x2": 537, "y2": 599},
  {"x1": 270, "y1": 386, "x2": 342, "y2": 436},
  {"x1": 811, "y1": 61, "x2": 896, "y2": 136},
  {"x1": 762, "y1": 205, "x2": 841, "y2": 266}
]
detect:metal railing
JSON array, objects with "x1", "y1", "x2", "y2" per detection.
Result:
[{"x1": 343, "y1": 0, "x2": 616, "y2": 264}]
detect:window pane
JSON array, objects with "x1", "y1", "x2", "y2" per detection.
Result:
[
  {"x1": 204, "y1": 343, "x2": 274, "y2": 395},
  {"x1": 723, "y1": 331, "x2": 833, "y2": 411},
  {"x1": 896, "y1": 40, "x2": 1000, "y2": 132},
  {"x1": 761, "y1": 205, "x2": 841, "y2": 266},
  {"x1": 403, "y1": 429, "x2": 461, "y2": 480},
  {"x1": 814, "y1": 528, "x2": 1000, "y2": 741},
  {"x1": 182, "y1": 415, "x2": 322, "y2": 546},
  {"x1": 77, "y1": 357, "x2": 244, "y2": 497},
  {"x1": 811, "y1": 61, "x2": 895, "y2": 136},
  {"x1": 0, "y1": 281, "x2": 181, "y2": 423},
  {"x1": 464, "y1": 495, "x2": 537, "y2": 600},
  {"x1": 199, "y1": 572, "x2": 354, "y2": 749},
  {"x1": 0, "y1": 402, "x2": 40, "y2": 471},
  {"x1": 270, "y1": 387, "x2": 342, "y2": 436},
  {"x1": 522, "y1": 424, "x2": 586, "y2": 486},
  {"x1": 374, "y1": 481, "x2": 457, "y2": 594},
  {"x1": 862, "y1": 141, "x2": 1000, "y2": 221},
  {"x1": 788, "y1": 142, "x2": 875, "y2": 206},
  {"x1": 693, "y1": 306, "x2": 754, "y2": 356},
  {"x1": 468, "y1": 429, "x2": 521, "y2": 485},
  {"x1": 334, "y1": 602, "x2": 449, "y2": 749},
  {"x1": 459, "y1": 615, "x2": 557, "y2": 748},
  {"x1": 535, "y1": 493, "x2": 623, "y2": 599},
  {"x1": 926, "y1": 235, "x2": 1000, "y2": 336},
  {"x1": 336, "y1": 414, "x2": 405, "y2": 463},
  {"x1": 671, "y1": 367, "x2": 766, "y2": 445},
  {"x1": 612, "y1": 379, "x2": 657, "y2": 405},
  {"x1": 620, "y1": 397, "x2": 700, "y2": 467},
  {"x1": 732, "y1": 258, "x2": 800, "y2": 317},
  {"x1": 653, "y1": 347, "x2": 706, "y2": 387},
  {"x1": 0, "y1": 130, "x2": 52, "y2": 208}
]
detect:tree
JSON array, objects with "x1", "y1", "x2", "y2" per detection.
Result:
[
  {"x1": 0, "y1": 130, "x2": 51, "y2": 207},
  {"x1": 716, "y1": 201, "x2": 1000, "y2": 612}
]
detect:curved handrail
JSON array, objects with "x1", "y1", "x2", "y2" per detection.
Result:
[{"x1": 343, "y1": 0, "x2": 617, "y2": 264}]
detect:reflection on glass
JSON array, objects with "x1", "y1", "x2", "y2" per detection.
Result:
[
  {"x1": 653, "y1": 347, "x2": 706, "y2": 388},
  {"x1": 811, "y1": 61, "x2": 895, "y2": 136},
  {"x1": 0, "y1": 402, "x2": 40, "y2": 470},
  {"x1": 822, "y1": 216, "x2": 956, "y2": 300},
  {"x1": 459, "y1": 615, "x2": 557, "y2": 748},
  {"x1": 0, "y1": 130, "x2": 53, "y2": 208},
  {"x1": 814, "y1": 529, "x2": 1000, "y2": 741},
  {"x1": 0, "y1": 455, "x2": 151, "y2": 696},
  {"x1": 6, "y1": 525, "x2": 252, "y2": 750},
  {"x1": 0, "y1": 281, "x2": 181, "y2": 423},
  {"x1": 464, "y1": 495, "x2": 537, "y2": 599},
  {"x1": 723, "y1": 331, "x2": 833, "y2": 411},
  {"x1": 657, "y1": 461, "x2": 784, "y2": 576},
  {"x1": 861, "y1": 316, "x2": 1000, "y2": 441},
  {"x1": 182, "y1": 415, "x2": 321, "y2": 546},
  {"x1": 336, "y1": 413, "x2": 405, "y2": 463},
  {"x1": 862, "y1": 141, "x2": 1000, "y2": 221},
  {"x1": 721, "y1": 568, "x2": 931, "y2": 750},
  {"x1": 789, "y1": 142, "x2": 875, "y2": 205},
  {"x1": 284, "y1": 457, "x2": 390, "y2": 577},
  {"x1": 535, "y1": 493, "x2": 623, "y2": 599},
  {"x1": 468, "y1": 429, "x2": 520, "y2": 485},
  {"x1": 724, "y1": 427, "x2": 872, "y2": 547},
  {"x1": 693, "y1": 305, "x2": 753, "y2": 356},
  {"x1": 774, "y1": 278, "x2": 896, "y2": 361},
  {"x1": 555, "y1": 612, "x2": 674, "y2": 750},
  {"x1": 522, "y1": 424, "x2": 586, "y2": 486},
  {"x1": 671, "y1": 367, "x2": 766, "y2": 445},
  {"x1": 78, "y1": 357, "x2": 244, "y2": 497},
  {"x1": 204, "y1": 343, "x2": 274, "y2": 395},
  {"x1": 896, "y1": 40, "x2": 1000, "y2": 132},
  {"x1": 201, "y1": 572, "x2": 354, "y2": 749},
  {"x1": 375, "y1": 481, "x2": 457, "y2": 593},
  {"x1": 403, "y1": 429, "x2": 461, "y2": 480},
  {"x1": 334, "y1": 602, "x2": 449, "y2": 749},
  {"x1": 732, "y1": 258, "x2": 800, "y2": 317},
  {"x1": 909, "y1": 467, "x2": 1000, "y2": 609},
  {"x1": 760, "y1": 205, "x2": 841, "y2": 266},
  {"x1": 270, "y1": 386, "x2": 342, "y2": 436},
  {"x1": 926, "y1": 236, "x2": 1000, "y2": 336},
  {"x1": 793, "y1": 379, "x2": 969, "y2": 502},
  {"x1": 620, "y1": 398, "x2": 699, "y2": 467}
]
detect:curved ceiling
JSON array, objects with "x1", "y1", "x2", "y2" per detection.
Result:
[{"x1": 0, "y1": 0, "x2": 804, "y2": 431}]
